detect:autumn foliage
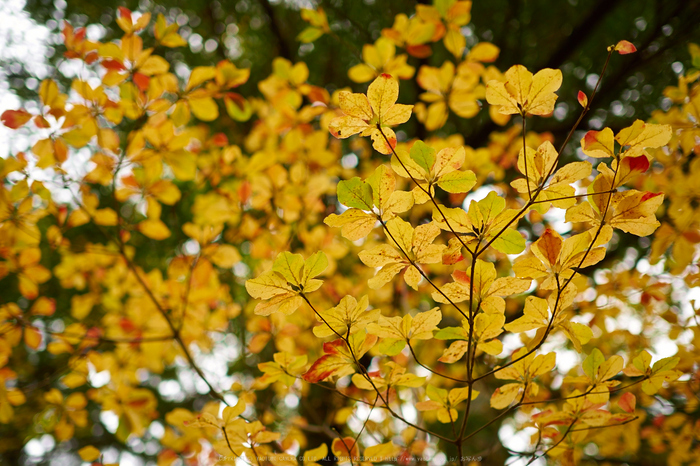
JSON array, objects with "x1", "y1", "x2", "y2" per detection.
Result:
[{"x1": 1, "y1": 3, "x2": 699, "y2": 466}]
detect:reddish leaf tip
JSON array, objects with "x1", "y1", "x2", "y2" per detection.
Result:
[
  {"x1": 582, "y1": 130, "x2": 598, "y2": 149},
  {"x1": 627, "y1": 155, "x2": 650, "y2": 173},
  {"x1": 640, "y1": 192, "x2": 662, "y2": 202},
  {"x1": 118, "y1": 7, "x2": 132, "y2": 20}
]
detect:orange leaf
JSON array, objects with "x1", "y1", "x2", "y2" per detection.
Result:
[
  {"x1": 614, "y1": 40, "x2": 637, "y2": 55},
  {"x1": 30, "y1": 297, "x2": 56, "y2": 316},
  {"x1": 1, "y1": 109, "x2": 32, "y2": 129},
  {"x1": 332, "y1": 437, "x2": 360, "y2": 462},
  {"x1": 618, "y1": 392, "x2": 636, "y2": 413}
]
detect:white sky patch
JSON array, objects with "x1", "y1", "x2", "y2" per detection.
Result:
[
  {"x1": 500, "y1": 422, "x2": 544, "y2": 465},
  {"x1": 463, "y1": 184, "x2": 502, "y2": 206},
  {"x1": 0, "y1": 0, "x2": 55, "y2": 157},
  {"x1": 543, "y1": 206, "x2": 570, "y2": 234}
]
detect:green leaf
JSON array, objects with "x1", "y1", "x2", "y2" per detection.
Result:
[
  {"x1": 434, "y1": 0, "x2": 455, "y2": 17},
  {"x1": 434, "y1": 327, "x2": 467, "y2": 340},
  {"x1": 366, "y1": 164, "x2": 389, "y2": 209},
  {"x1": 426, "y1": 384, "x2": 448, "y2": 403},
  {"x1": 374, "y1": 338, "x2": 406, "y2": 356},
  {"x1": 337, "y1": 177, "x2": 373, "y2": 210},
  {"x1": 491, "y1": 228, "x2": 526, "y2": 254},
  {"x1": 410, "y1": 140, "x2": 436, "y2": 173},
  {"x1": 478, "y1": 191, "x2": 505, "y2": 223},
  {"x1": 225, "y1": 95, "x2": 253, "y2": 121},
  {"x1": 438, "y1": 170, "x2": 477, "y2": 193},
  {"x1": 652, "y1": 356, "x2": 680, "y2": 373},
  {"x1": 297, "y1": 27, "x2": 323, "y2": 43},
  {"x1": 583, "y1": 348, "x2": 605, "y2": 381}
]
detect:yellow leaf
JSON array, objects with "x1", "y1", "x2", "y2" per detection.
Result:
[
  {"x1": 367, "y1": 262, "x2": 405, "y2": 289},
  {"x1": 468, "y1": 42, "x2": 500, "y2": 62},
  {"x1": 139, "y1": 55, "x2": 170, "y2": 75},
  {"x1": 93, "y1": 208, "x2": 118, "y2": 226},
  {"x1": 138, "y1": 218, "x2": 171, "y2": 240},
  {"x1": 189, "y1": 96, "x2": 219, "y2": 121},
  {"x1": 162, "y1": 150, "x2": 197, "y2": 181},
  {"x1": 615, "y1": 120, "x2": 672, "y2": 158},
  {"x1": 444, "y1": 27, "x2": 466, "y2": 58},
  {"x1": 581, "y1": 128, "x2": 615, "y2": 158},
  {"x1": 364, "y1": 441, "x2": 402, "y2": 462},
  {"x1": 490, "y1": 383, "x2": 521, "y2": 409},
  {"x1": 78, "y1": 446, "x2": 101, "y2": 462},
  {"x1": 348, "y1": 63, "x2": 377, "y2": 83},
  {"x1": 438, "y1": 340, "x2": 468, "y2": 363},
  {"x1": 32, "y1": 138, "x2": 55, "y2": 168},
  {"x1": 324, "y1": 209, "x2": 377, "y2": 241},
  {"x1": 246, "y1": 270, "x2": 295, "y2": 300},
  {"x1": 410, "y1": 307, "x2": 442, "y2": 340},
  {"x1": 329, "y1": 74, "x2": 412, "y2": 155},
  {"x1": 504, "y1": 296, "x2": 549, "y2": 333},
  {"x1": 368, "y1": 73, "x2": 400, "y2": 121},
  {"x1": 486, "y1": 65, "x2": 562, "y2": 116},
  {"x1": 210, "y1": 245, "x2": 241, "y2": 268},
  {"x1": 313, "y1": 295, "x2": 380, "y2": 338},
  {"x1": 97, "y1": 128, "x2": 120, "y2": 152},
  {"x1": 273, "y1": 252, "x2": 305, "y2": 286},
  {"x1": 71, "y1": 293, "x2": 96, "y2": 320},
  {"x1": 24, "y1": 326, "x2": 42, "y2": 349},
  {"x1": 186, "y1": 66, "x2": 217, "y2": 91},
  {"x1": 303, "y1": 443, "x2": 329, "y2": 465}
]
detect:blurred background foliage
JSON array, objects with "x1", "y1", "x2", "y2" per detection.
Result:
[
  {"x1": 1, "y1": 0, "x2": 699, "y2": 464},
  {"x1": 7, "y1": 0, "x2": 700, "y2": 147}
]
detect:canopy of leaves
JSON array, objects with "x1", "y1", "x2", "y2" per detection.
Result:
[{"x1": 0, "y1": 1, "x2": 698, "y2": 466}]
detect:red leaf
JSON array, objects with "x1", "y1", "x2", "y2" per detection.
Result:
[
  {"x1": 1, "y1": 109, "x2": 32, "y2": 129},
  {"x1": 85, "y1": 52, "x2": 100, "y2": 64},
  {"x1": 614, "y1": 40, "x2": 637, "y2": 55},
  {"x1": 120, "y1": 317, "x2": 137, "y2": 333},
  {"x1": 211, "y1": 133, "x2": 228, "y2": 147},
  {"x1": 85, "y1": 327, "x2": 102, "y2": 347},
  {"x1": 74, "y1": 27, "x2": 87, "y2": 42},
  {"x1": 102, "y1": 59, "x2": 126, "y2": 71},
  {"x1": 626, "y1": 155, "x2": 650, "y2": 173},
  {"x1": 577, "y1": 90, "x2": 588, "y2": 108},
  {"x1": 133, "y1": 72, "x2": 150, "y2": 91}
]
